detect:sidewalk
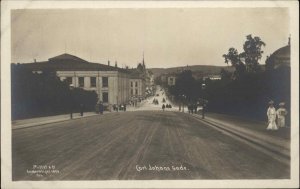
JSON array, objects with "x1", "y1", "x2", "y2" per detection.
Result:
[
  {"x1": 12, "y1": 112, "x2": 100, "y2": 130},
  {"x1": 206, "y1": 113, "x2": 290, "y2": 140},
  {"x1": 190, "y1": 112, "x2": 290, "y2": 162}
]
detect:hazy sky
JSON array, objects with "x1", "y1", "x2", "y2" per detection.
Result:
[{"x1": 11, "y1": 8, "x2": 290, "y2": 68}]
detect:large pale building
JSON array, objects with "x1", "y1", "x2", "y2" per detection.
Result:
[
  {"x1": 20, "y1": 53, "x2": 131, "y2": 108},
  {"x1": 129, "y1": 77, "x2": 146, "y2": 99}
]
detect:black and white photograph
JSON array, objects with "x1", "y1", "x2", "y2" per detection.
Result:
[{"x1": 1, "y1": 0, "x2": 299, "y2": 188}]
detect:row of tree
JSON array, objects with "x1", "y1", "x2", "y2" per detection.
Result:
[
  {"x1": 166, "y1": 35, "x2": 290, "y2": 122},
  {"x1": 11, "y1": 64, "x2": 98, "y2": 120}
]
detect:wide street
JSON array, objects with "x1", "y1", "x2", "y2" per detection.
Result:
[{"x1": 12, "y1": 109, "x2": 289, "y2": 180}]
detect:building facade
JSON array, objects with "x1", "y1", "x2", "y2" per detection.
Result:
[
  {"x1": 20, "y1": 53, "x2": 131, "y2": 107},
  {"x1": 57, "y1": 70, "x2": 130, "y2": 106},
  {"x1": 129, "y1": 78, "x2": 145, "y2": 99}
]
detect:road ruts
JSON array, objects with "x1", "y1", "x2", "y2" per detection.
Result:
[{"x1": 12, "y1": 111, "x2": 290, "y2": 180}]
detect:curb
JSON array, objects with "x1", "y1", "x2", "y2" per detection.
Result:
[{"x1": 12, "y1": 113, "x2": 100, "y2": 130}]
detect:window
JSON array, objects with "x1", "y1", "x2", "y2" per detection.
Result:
[
  {"x1": 102, "y1": 92, "x2": 108, "y2": 103},
  {"x1": 78, "y1": 77, "x2": 84, "y2": 87},
  {"x1": 131, "y1": 81, "x2": 133, "y2": 87},
  {"x1": 135, "y1": 81, "x2": 138, "y2": 87},
  {"x1": 135, "y1": 89, "x2": 138, "y2": 95},
  {"x1": 91, "y1": 77, "x2": 96, "y2": 87},
  {"x1": 102, "y1": 77, "x2": 108, "y2": 87},
  {"x1": 131, "y1": 89, "x2": 133, "y2": 95},
  {"x1": 65, "y1": 77, "x2": 72, "y2": 85}
]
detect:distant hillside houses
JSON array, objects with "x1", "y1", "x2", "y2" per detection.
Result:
[
  {"x1": 14, "y1": 53, "x2": 151, "y2": 108},
  {"x1": 203, "y1": 74, "x2": 222, "y2": 81},
  {"x1": 159, "y1": 69, "x2": 222, "y2": 86}
]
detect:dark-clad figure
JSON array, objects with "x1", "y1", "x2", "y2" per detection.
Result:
[
  {"x1": 188, "y1": 105, "x2": 191, "y2": 114},
  {"x1": 99, "y1": 103, "x2": 104, "y2": 115},
  {"x1": 95, "y1": 103, "x2": 99, "y2": 114},
  {"x1": 80, "y1": 103, "x2": 84, "y2": 116},
  {"x1": 194, "y1": 104, "x2": 197, "y2": 114},
  {"x1": 162, "y1": 104, "x2": 165, "y2": 111}
]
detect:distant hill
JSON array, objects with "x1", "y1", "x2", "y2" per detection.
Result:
[{"x1": 148, "y1": 65, "x2": 235, "y2": 78}]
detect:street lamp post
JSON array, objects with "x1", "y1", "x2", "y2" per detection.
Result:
[
  {"x1": 181, "y1": 94, "x2": 186, "y2": 113},
  {"x1": 69, "y1": 84, "x2": 74, "y2": 119},
  {"x1": 201, "y1": 83, "x2": 206, "y2": 119}
]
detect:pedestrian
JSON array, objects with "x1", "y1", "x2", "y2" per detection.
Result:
[
  {"x1": 99, "y1": 103, "x2": 104, "y2": 115},
  {"x1": 202, "y1": 100, "x2": 207, "y2": 119},
  {"x1": 162, "y1": 104, "x2": 165, "y2": 111},
  {"x1": 95, "y1": 103, "x2": 100, "y2": 114},
  {"x1": 277, "y1": 102, "x2": 288, "y2": 128},
  {"x1": 194, "y1": 104, "x2": 197, "y2": 114},
  {"x1": 80, "y1": 103, "x2": 84, "y2": 116},
  {"x1": 188, "y1": 105, "x2": 191, "y2": 114},
  {"x1": 266, "y1": 100, "x2": 278, "y2": 130}
]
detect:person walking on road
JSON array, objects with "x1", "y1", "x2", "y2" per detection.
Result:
[
  {"x1": 266, "y1": 100, "x2": 278, "y2": 130},
  {"x1": 80, "y1": 103, "x2": 84, "y2": 116},
  {"x1": 162, "y1": 104, "x2": 165, "y2": 111},
  {"x1": 99, "y1": 103, "x2": 104, "y2": 115},
  {"x1": 277, "y1": 102, "x2": 288, "y2": 128}
]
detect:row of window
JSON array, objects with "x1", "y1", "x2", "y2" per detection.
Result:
[
  {"x1": 64, "y1": 77, "x2": 108, "y2": 88},
  {"x1": 131, "y1": 89, "x2": 139, "y2": 95},
  {"x1": 65, "y1": 77, "x2": 140, "y2": 88},
  {"x1": 131, "y1": 81, "x2": 138, "y2": 87}
]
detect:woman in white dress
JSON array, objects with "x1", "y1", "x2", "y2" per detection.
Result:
[
  {"x1": 277, "y1": 102, "x2": 288, "y2": 128},
  {"x1": 267, "y1": 101, "x2": 278, "y2": 130}
]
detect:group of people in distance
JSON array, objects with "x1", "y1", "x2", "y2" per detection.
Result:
[
  {"x1": 162, "y1": 104, "x2": 172, "y2": 111},
  {"x1": 267, "y1": 100, "x2": 288, "y2": 130},
  {"x1": 153, "y1": 98, "x2": 159, "y2": 105},
  {"x1": 112, "y1": 104, "x2": 127, "y2": 112},
  {"x1": 187, "y1": 104, "x2": 198, "y2": 114}
]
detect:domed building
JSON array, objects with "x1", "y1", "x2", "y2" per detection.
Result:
[{"x1": 265, "y1": 38, "x2": 290, "y2": 70}]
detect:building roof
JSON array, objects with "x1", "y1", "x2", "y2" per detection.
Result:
[
  {"x1": 269, "y1": 44, "x2": 290, "y2": 68},
  {"x1": 48, "y1": 53, "x2": 88, "y2": 63},
  {"x1": 15, "y1": 53, "x2": 129, "y2": 73},
  {"x1": 271, "y1": 45, "x2": 290, "y2": 58}
]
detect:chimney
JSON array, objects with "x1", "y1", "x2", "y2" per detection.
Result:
[
  {"x1": 108, "y1": 60, "x2": 110, "y2": 66},
  {"x1": 34, "y1": 59, "x2": 36, "y2": 63},
  {"x1": 288, "y1": 35, "x2": 291, "y2": 46},
  {"x1": 115, "y1": 61, "x2": 118, "y2": 67}
]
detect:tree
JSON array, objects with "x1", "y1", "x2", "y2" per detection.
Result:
[
  {"x1": 220, "y1": 68, "x2": 232, "y2": 81},
  {"x1": 11, "y1": 64, "x2": 98, "y2": 120},
  {"x1": 223, "y1": 35, "x2": 265, "y2": 78},
  {"x1": 168, "y1": 70, "x2": 200, "y2": 103},
  {"x1": 239, "y1": 35, "x2": 266, "y2": 73},
  {"x1": 223, "y1": 48, "x2": 246, "y2": 78}
]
